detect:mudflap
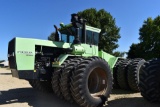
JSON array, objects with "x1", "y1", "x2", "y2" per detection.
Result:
[{"x1": 11, "y1": 69, "x2": 39, "y2": 79}]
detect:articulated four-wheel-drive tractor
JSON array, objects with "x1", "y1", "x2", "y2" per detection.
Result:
[{"x1": 8, "y1": 14, "x2": 145, "y2": 107}]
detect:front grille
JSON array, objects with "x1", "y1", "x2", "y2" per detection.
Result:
[{"x1": 8, "y1": 38, "x2": 17, "y2": 69}]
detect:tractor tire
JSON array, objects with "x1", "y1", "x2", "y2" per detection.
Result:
[
  {"x1": 117, "y1": 59, "x2": 131, "y2": 90},
  {"x1": 71, "y1": 57, "x2": 112, "y2": 107},
  {"x1": 128, "y1": 58, "x2": 145, "y2": 92},
  {"x1": 139, "y1": 58, "x2": 160, "y2": 102},
  {"x1": 51, "y1": 59, "x2": 71, "y2": 99},
  {"x1": 60, "y1": 58, "x2": 83, "y2": 103},
  {"x1": 28, "y1": 80, "x2": 52, "y2": 92},
  {"x1": 113, "y1": 59, "x2": 122, "y2": 89}
]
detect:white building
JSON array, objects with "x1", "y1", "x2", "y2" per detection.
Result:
[{"x1": 0, "y1": 61, "x2": 9, "y2": 67}]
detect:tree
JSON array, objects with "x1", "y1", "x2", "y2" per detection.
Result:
[
  {"x1": 77, "y1": 8, "x2": 121, "y2": 54},
  {"x1": 127, "y1": 16, "x2": 160, "y2": 60},
  {"x1": 48, "y1": 32, "x2": 55, "y2": 41},
  {"x1": 48, "y1": 8, "x2": 122, "y2": 56},
  {"x1": 127, "y1": 43, "x2": 144, "y2": 59},
  {"x1": 113, "y1": 51, "x2": 125, "y2": 57}
]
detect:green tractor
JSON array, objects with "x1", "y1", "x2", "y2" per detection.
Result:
[
  {"x1": 139, "y1": 58, "x2": 160, "y2": 103},
  {"x1": 8, "y1": 14, "x2": 145, "y2": 107}
]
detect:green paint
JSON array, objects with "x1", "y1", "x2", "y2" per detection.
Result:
[
  {"x1": 9, "y1": 23, "x2": 120, "y2": 73},
  {"x1": 72, "y1": 44, "x2": 85, "y2": 55},
  {"x1": 14, "y1": 37, "x2": 72, "y2": 70},
  {"x1": 13, "y1": 37, "x2": 119, "y2": 71},
  {"x1": 52, "y1": 54, "x2": 69, "y2": 67},
  {"x1": 98, "y1": 50, "x2": 119, "y2": 70},
  {"x1": 86, "y1": 25, "x2": 101, "y2": 33},
  {"x1": 15, "y1": 38, "x2": 35, "y2": 70}
]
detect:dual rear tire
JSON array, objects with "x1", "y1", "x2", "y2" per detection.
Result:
[
  {"x1": 128, "y1": 58, "x2": 145, "y2": 91},
  {"x1": 114, "y1": 58, "x2": 145, "y2": 91},
  {"x1": 117, "y1": 59, "x2": 131, "y2": 90},
  {"x1": 139, "y1": 58, "x2": 160, "y2": 102}
]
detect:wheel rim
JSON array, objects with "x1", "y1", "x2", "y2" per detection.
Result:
[{"x1": 88, "y1": 67, "x2": 108, "y2": 96}]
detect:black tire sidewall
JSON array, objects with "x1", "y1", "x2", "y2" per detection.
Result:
[{"x1": 82, "y1": 59, "x2": 112, "y2": 105}]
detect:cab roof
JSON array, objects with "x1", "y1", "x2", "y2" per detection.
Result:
[{"x1": 59, "y1": 23, "x2": 101, "y2": 33}]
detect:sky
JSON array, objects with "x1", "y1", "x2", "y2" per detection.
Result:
[{"x1": 0, "y1": 0, "x2": 160, "y2": 60}]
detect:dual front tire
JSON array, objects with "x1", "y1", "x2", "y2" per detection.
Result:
[{"x1": 52, "y1": 57, "x2": 113, "y2": 107}]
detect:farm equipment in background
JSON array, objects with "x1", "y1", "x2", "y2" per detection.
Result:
[{"x1": 8, "y1": 13, "x2": 145, "y2": 107}]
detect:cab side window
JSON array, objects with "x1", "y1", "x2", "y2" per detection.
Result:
[
  {"x1": 85, "y1": 30, "x2": 99, "y2": 46},
  {"x1": 86, "y1": 30, "x2": 92, "y2": 44},
  {"x1": 79, "y1": 28, "x2": 82, "y2": 42},
  {"x1": 93, "y1": 32, "x2": 99, "y2": 45},
  {"x1": 69, "y1": 35, "x2": 74, "y2": 43}
]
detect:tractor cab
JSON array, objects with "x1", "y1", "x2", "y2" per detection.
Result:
[{"x1": 54, "y1": 14, "x2": 101, "y2": 46}]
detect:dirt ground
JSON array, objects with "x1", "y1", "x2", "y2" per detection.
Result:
[{"x1": 0, "y1": 68, "x2": 159, "y2": 107}]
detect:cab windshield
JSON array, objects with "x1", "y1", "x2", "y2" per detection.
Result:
[{"x1": 59, "y1": 27, "x2": 76, "y2": 43}]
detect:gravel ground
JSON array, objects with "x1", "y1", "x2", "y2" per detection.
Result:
[{"x1": 0, "y1": 68, "x2": 159, "y2": 107}]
